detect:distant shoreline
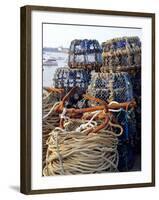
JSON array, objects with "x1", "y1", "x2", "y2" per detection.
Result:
[{"x1": 43, "y1": 47, "x2": 69, "y2": 53}]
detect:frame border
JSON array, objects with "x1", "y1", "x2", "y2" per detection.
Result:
[{"x1": 20, "y1": 5, "x2": 155, "y2": 194}]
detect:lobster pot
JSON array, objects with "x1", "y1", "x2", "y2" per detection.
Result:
[
  {"x1": 101, "y1": 36, "x2": 141, "y2": 71},
  {"x1": 129, "y1": 70, "x2": 141, "y2": 122},
  {"x1": 115, "y1": 109, "x2": 136, "y2": 143},
  {"x1": 68, "y1": 39, "x2": 102, "y2": 71},
  {"x1": 53, "y1": 67, "x2": 91, "y2": 107},
  {"x1": 53, "y1": 67, "x2": 91, "y2": 94},
  {"x1": 130, "y1": 70, "x2": 141, "y2": 103},
  {"x1": 118, "y1": 142, "x2": 135, "y2": 171},
  {"x1": 129, "y1": 70, "x2": 141, "y2": 152},
  {"x1": 112, "y1": 106, "x2": 137, "y2": 171},
  {"x1": 87, "y1": 72, "x2": 133, "y2": 103}
]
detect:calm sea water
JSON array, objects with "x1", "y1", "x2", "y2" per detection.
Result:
[{"x1": 43, "y1": 52, "x2": 68, "y2": 87}]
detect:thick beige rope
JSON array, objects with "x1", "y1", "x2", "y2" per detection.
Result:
[
  {"x1": 42, "y1": 91, "x2": 62, "y2": 167},
  {"x1": 43, "y1": 124, "x2": 120, "y2": 176}
]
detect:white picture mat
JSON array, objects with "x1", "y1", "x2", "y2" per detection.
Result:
[{"x1": 31, "y1": 10, "x2": 152, "y2": 190}]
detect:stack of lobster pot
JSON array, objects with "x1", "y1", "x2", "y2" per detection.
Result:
[
  {"x1": 101, "y1": 37, "x2": 141, "y2": 142},
  {"x1": 87, "y1": 72, "x2": 136, "y2": 171},
  {"x1": 104, "y1": 36, "x2": 141, "y2": 157},
  {"x1": 88, "y1": 36, "x2": 141, "y2": 171},
  {"x1": 53, "y1": 39, "x2": 102, "y2": 108}
]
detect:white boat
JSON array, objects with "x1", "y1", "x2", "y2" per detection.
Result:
[{"x1": 43, "y1": 58, "x2": 58, "y2": 66}]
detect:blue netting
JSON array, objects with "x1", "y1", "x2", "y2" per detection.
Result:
[
  {"x1": 115, "y1": 109, "x2": 136, "y2": 142},
  {"x1": 68, "y1": 39, "x2": 102, "y2": 70},
  {"x1": 129, "y1": 70, "x2": 141, "y2": 153},
  {"x1": 53, "y1": 67, "x2": 91, "y2": 92},
  {"x1": 130, "y1": 70, "x2": 141, "y2": 100},
  {"x1": 117, "y1": 143, "x2": 135, "y2": 171},
  {"x1": 53, "y1": 67, "x2": 91, "y2": 108},
  {"x1": 114, "y1": 108, "x2": 137, "y2": 171}
]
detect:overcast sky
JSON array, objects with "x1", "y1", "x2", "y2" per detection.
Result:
[{"x1": 43, "y1": 23, "x2": 142, "y2": 48}]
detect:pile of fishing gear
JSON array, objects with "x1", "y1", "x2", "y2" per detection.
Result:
[
  {"x1": 100, "y1": 36, "x2": 141, "y2": 171},
  {"x1": 42, "y1": 36, "x2": 141, "y2": 175}
]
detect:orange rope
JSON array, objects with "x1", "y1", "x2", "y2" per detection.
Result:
[
  {"x1": 55, "y1": 99, "x2": 136, "y2": 117},
  {"x1": 83, "y1": 94, "x2": 108, "y2": 107}
]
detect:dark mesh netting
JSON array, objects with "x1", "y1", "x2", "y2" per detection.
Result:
[
  {"x1": 114, "y1": 108, "x2": 137, "y2": 171},
  {"x1": 53, "y1": 67, "x2": 91, "y2": 108},
  {"x1": 53, "y1": 67, "x2": 91, "y2": 93},
  {"x1": 87, "y1": 72, "x2": 133, "y2": 103},
  {"x1": 68, "y1": 39, "x2": 102, "y2": 71},
  {"x1": 101, "y1": 36, "x2": 141, "y2": 72},
  {"x1": 129, "y1": 70, "x2": 141, "y2": 153}
]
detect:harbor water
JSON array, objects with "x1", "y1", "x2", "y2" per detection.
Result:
[{"x1": 43, "y1": 52, "x2": 68, "y2": 87}]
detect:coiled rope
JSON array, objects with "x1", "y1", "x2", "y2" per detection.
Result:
[
  {"x1": 43, "y1": 110, "x2": 123, "y2": 176},
  {"x1": 42, "y1": 88, "x2": 136, "y2": 175},
  {"x1": 43, "y1": 128, "x2": 119, "y2": 176}
]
